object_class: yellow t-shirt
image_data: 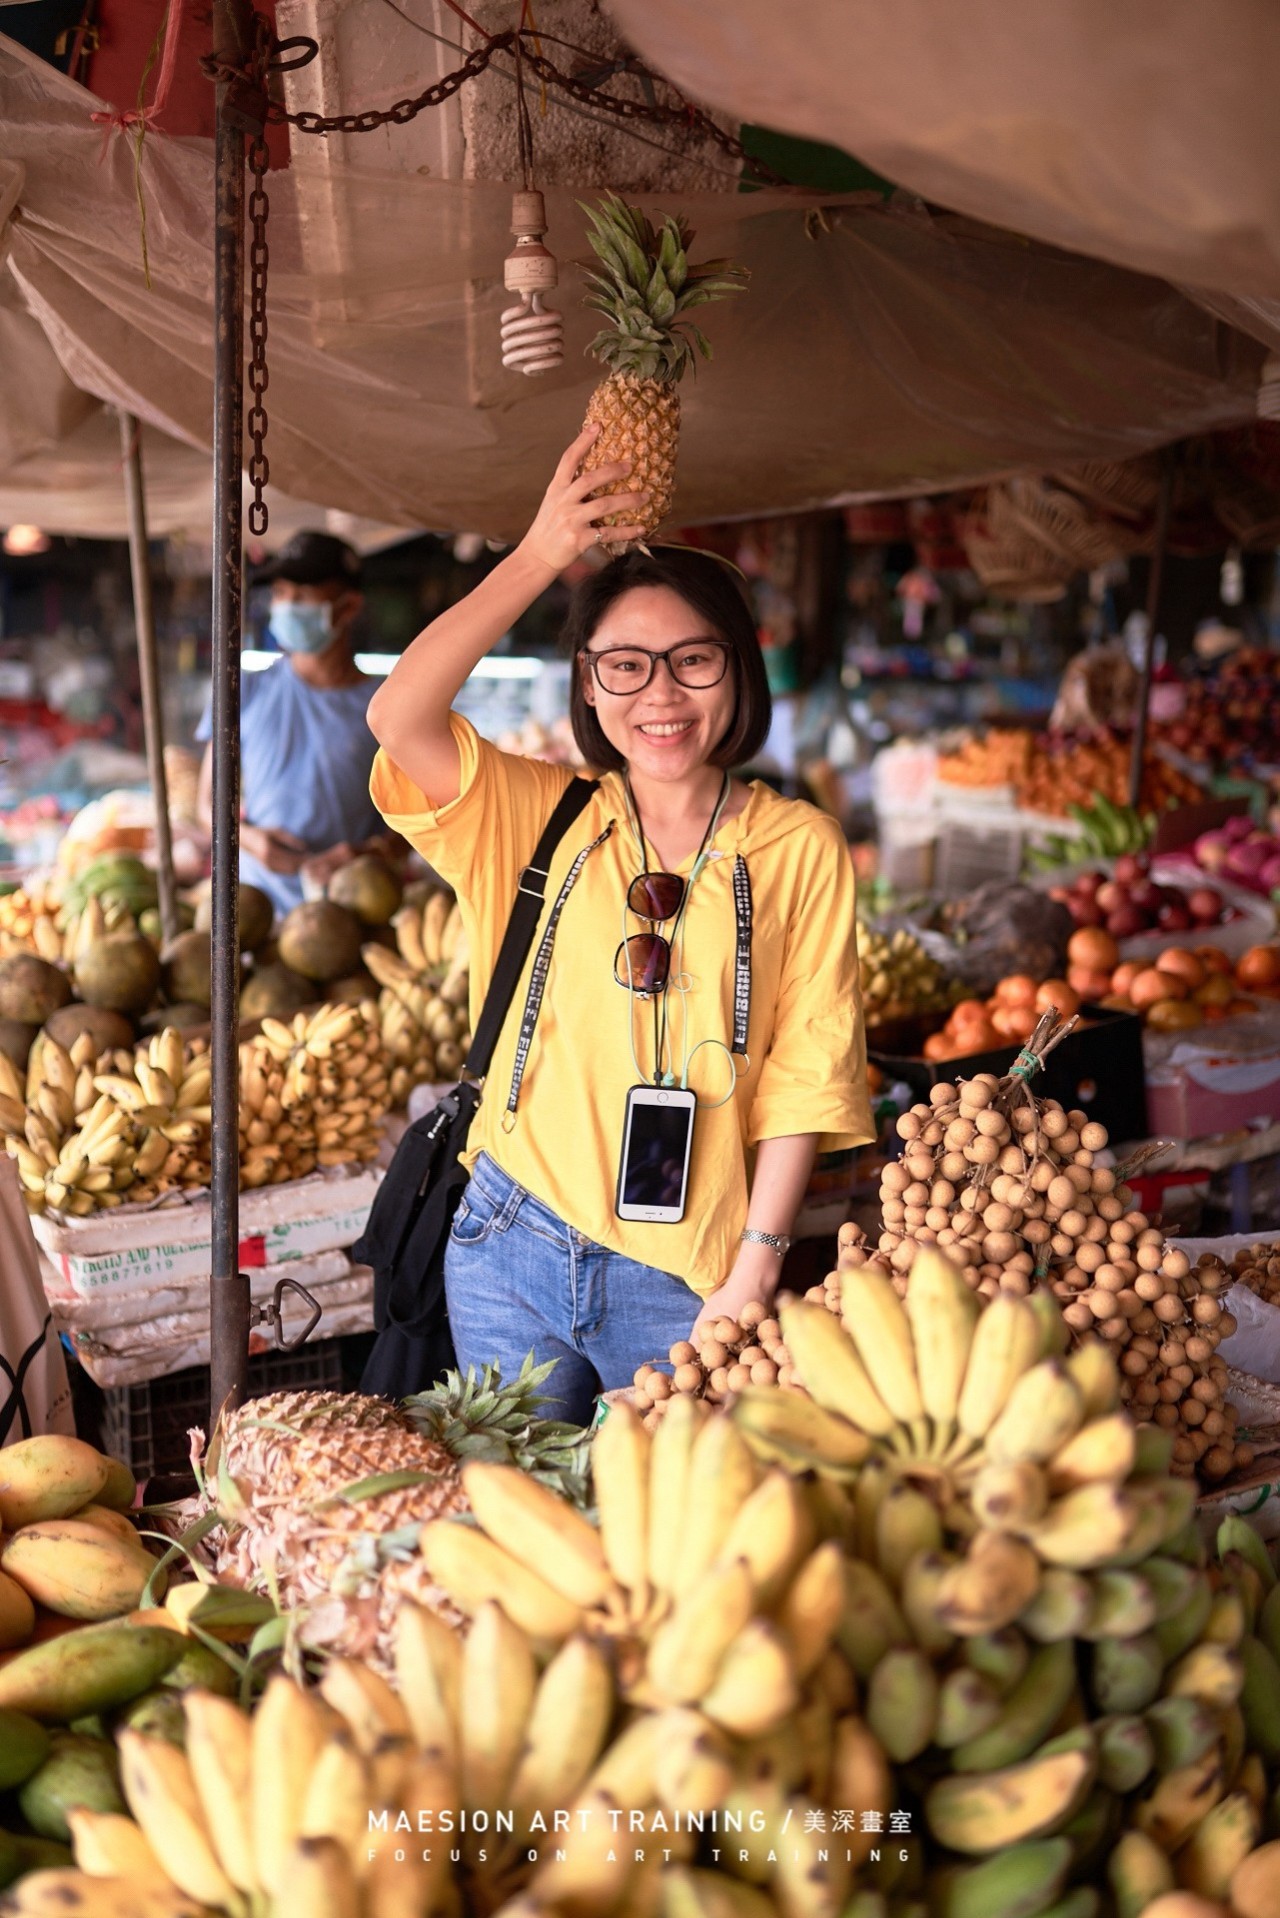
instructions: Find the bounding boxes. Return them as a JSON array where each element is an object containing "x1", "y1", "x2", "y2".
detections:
[{"x1": 371, "y1": 715, "x2": 872, "y2": 1296}]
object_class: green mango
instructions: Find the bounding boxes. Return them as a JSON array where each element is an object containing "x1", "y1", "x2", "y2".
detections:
[
  {"x1": 0, "y1": 1708, "x2": 49, "y2": 1790},
  {"x1": 16, "y1": 1731, "x2": 124, "y2": 1843}
]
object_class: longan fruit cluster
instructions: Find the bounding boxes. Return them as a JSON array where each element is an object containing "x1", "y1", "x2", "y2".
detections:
[
  {"x1": 631, "y1": 1300, "x2": 799, "y2": 1429},
  {"x1": 1231, "y1": 1243, "x2": 1280, "y2": 1307}
]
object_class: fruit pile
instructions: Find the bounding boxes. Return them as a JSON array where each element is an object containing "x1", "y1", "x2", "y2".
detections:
[
  {"x1": 1050, "y1": 857, "x2": 1231, "y2": 940},
  {"x1": 1030, "y1": 795, "x2": 1155, "y2": 872},
  {"x1": 238, "y1": 1001, "x2": 390, "y2": 1187},
  {"x1": 937, "y1": 728, "x2": 1038, "y2": 789},
  {"x1": 1, "y1": 1028, "x2": 211, "y2": 1216},
  {"x1": 632, "y1": 1302, "x2": 799, "y2": 1422},
  {"x1": 1099, "y1": 944, "x2": 1269, "y2": 1032},
  {"x1": 1011, "y1": 730, "x2": 1201, "y2": 819},
  {"x1": 923, "y1": 974, "x2": 1082, "y2": 1062},
  {"x1": 362, "y1": 885, "x2": 471, "y2": 1106},
  {"x1": 857, "y1": 920, "x2": 955, "y2": 1029},
  {"x1": 1192, "y1": 815, "x2": 1280, "y2": 898},
  {"x1": 0, "y1": 1436, "x2": 151, "y2": 1647},
  {"x1": 1154, "y1": 644, "x2": 1280, "y2": 774},
  {"x1": 0, "y1": 884, "x2": 65, "y2": 966},
  {"x1": 1226, "y1": 1241, "x2": 1280, "y2": 1309},
  {"x1": 874, "y1": 1063, "x2": 1253, "y2": 1482}
]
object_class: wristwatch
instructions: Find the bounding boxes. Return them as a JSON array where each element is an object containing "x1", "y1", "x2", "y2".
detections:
[{"x1": 740, "y1": 1228, "x2": 792, "y2": 1258}]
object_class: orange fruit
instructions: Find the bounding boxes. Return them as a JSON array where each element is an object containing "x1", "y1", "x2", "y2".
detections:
[
  {"x1": 1146, "y1": 998, "x2": 1204, "y2": 1032},
  {"x1": 996, "y1": 973, "x2": 1039, "y2": 1007},
  {"x1": 1130, "y1": 966, "x2": 1186, "y2": 1010},
  {"x1": 1035, "y1": 979, "x2": 1080, "y2": 1018},
  {"x1": 1067, "y1": 927, "x2": 1121, "y2": 974},
  {"x1": 1236, "y1": 945, "x2": 1280, "y2": 992},
  {"x1": 1155, "y1": 948, "x2": 1206, "y2": 990},
  {"x1": 1194, "y1": 945, "x2": 1234, "y2": 977}
]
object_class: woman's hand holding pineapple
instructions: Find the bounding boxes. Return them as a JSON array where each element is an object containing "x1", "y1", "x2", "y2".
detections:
[{"x1": 519, "y1": 424, "x2": 650, "y2": 574}]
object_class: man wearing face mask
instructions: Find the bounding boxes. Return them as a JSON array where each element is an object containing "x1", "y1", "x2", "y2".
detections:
[{"x1": 196, "y1": 531, "x2": 393, "y2": 916}]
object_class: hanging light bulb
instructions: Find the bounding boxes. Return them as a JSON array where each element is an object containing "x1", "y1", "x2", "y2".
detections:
[
  {"x1": 1220, "y1": 545, "x2": 1244, "y2": 606},
  {"x1": 1258, "y1": 353, "x2": 1280, "y2": 420},
  {"x1": 500, "y1": 190, "x2": 563, "y2": 376}
]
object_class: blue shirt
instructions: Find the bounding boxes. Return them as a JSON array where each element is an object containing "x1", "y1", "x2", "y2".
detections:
[{"x1": 197, "y1": 661, "x2": 383, "y2": 914}]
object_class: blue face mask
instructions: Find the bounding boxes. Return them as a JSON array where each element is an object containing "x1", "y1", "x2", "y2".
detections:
[{"x1": 270, "y1": 600, "x2": 335, "y2": 655}]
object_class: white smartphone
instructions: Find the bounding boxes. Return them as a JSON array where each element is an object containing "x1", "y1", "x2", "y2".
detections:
[{"x1": 615, "y1": 1085, "x2": 697, "y2": 1224}]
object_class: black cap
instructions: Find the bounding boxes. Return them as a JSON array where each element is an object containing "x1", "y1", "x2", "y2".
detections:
[{"x1": 250, "y1": 530, "x2": 362, "y2": 588}]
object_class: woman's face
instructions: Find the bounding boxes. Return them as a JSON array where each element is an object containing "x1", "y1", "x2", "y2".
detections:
[{"x1": 580, "y1": 585, "x2": 737, "y2": 783}]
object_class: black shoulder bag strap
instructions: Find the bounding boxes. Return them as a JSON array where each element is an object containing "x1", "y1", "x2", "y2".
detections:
[{"x1": 464, "y1": 774, "x2": 599, "y2": 1081}]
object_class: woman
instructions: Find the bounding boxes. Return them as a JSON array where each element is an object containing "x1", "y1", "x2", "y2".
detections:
[{"x1": 368, "y1": 426, "x2": 872, "y2": 1423}]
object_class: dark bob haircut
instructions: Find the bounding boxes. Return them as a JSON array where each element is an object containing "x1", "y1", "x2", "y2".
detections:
[{"x1": 562, "y1": 547, "x2": 772, "y2": 774}]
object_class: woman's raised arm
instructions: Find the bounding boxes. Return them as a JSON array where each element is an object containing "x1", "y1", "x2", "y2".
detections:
[{"x1": 367, "y1": 425, "x2": 647, "y2": 806}]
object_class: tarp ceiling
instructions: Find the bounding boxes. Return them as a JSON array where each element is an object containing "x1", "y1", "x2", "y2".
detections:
[
  {"x1": 604, "y1": 0, "x2": 1280, "y2": 317},
  {"x1": 0, "y1": 22, "x2": 1271, "y2": 543}
]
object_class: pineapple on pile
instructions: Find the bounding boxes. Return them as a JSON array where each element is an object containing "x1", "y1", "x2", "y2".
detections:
[
  {"x1": 203, "y1": 1359, "x2": 589, "y2": 1672},
  {"x1": 577, "y1": 192, "x2": 748, "y2": 550}
]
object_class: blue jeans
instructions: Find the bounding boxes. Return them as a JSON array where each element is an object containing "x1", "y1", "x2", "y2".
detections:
[{"x1": 444, "y1": 1153, "x2": 702, "y2": 1427}]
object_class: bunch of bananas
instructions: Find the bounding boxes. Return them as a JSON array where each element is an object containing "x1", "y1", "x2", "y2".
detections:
[
  {"x1": 878, "y1": 1073, "x2": 1252, "y2": 1483},
  {"x1": 241, "y1": 1001, "x2": 390, "y2": 1186},
  {"x1": 2, "y1": 1028, "x2": 210, "y2": 1216},
  {"x1": 363, "y1": 894, "x2": 471, "y2": 1107},
  {"x1": 1027, "y1": 795, "x2": 1156, "y2": 871},
  {"x1": 57, "y1": 853, "x2": 157, "y2": 925},
  {"x1": 0, "y1": 882, "x2": 64, "y2": 963},
  {"x1": 856, "y1": 921, "x2": 954, "y2": 1030}
]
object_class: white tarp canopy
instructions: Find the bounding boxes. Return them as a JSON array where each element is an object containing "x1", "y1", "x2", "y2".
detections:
[{"x1": 0, "y1": 24, "x2": 1269, "y2": 543}]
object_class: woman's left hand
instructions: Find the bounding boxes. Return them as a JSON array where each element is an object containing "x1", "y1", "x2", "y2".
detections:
[{"x1": 690, "y1": 1244, "x2": 781, "y2": 1343}]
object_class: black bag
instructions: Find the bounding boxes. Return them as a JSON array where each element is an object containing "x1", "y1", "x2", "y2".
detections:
[{"x1": 357, "y1": 777, "x2": 597, "y2": 1398}]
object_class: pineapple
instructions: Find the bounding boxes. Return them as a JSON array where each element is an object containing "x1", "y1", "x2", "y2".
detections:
[
  {"x1": 202, "y1": 1360, "x2": 590, "y2": 1671},
  {"x1": 577, "y1": 192, "x2": 748, "y2": 551}
]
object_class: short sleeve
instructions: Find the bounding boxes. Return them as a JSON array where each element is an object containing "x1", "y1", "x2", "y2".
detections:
[
  {"x1": 747, "y1": 818, "x2": 873, "y2": 1152},
  {"x1": 194, "y1": 666, "x2": 265, "y2": 745},
  {"x1": 370, "y1": 712, "x2": 572, "y2": 911},
  {"x1": 194, "y1": 692, "x2": 212, "y2": 745}
]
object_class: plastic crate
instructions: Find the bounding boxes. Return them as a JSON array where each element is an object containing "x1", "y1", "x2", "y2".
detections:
[{"x1": 100, "y1": 1336, "x2": 346, "y2": 1480}]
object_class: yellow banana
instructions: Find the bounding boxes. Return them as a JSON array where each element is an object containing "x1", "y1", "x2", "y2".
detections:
[
  {"x1": 92, "y1": 1073, "x2": 147, "y2": 1111},
  {"x1": 646, "y1": 1557, "x2": 756, "y2": 1704},
  {"x1": 1026, "y1": 1484, "x2": 1140, "y2": 1569},
  {"x1": 646, "y1": 1392, "x2": 704, "y2": 1598},
  {"x1": 699, "y1": 1618, "x2": 799, "y2": 1739},
  {"x1": 182, "y1": 1689, "x2": 258, "y2": 1898},
  {"x1": 418, "y1": 1518, "x2": 584, "y2": 1643},
  {"x1": 507, "y1": 1632, "x2": 615, "y2": 1824},
  {"x1": 393, "y1": 905, "x2": 428, "y2": 974},
  {"x1": 462, "y1": 1459, "x2": 617, "y2": 1611},
  {"x1": 840, "y1": 1267, "x2": 924, "y2": 1425},
  {"x1": 777, "y1": 1299, "x2": 897, "y2": 1439},
  {"x1": 319, "y1": 1657, "x2": 412, "y2": 1754},
  {"x1": 68, "y1": 1808, "x2": 173, "y2": 1890},
  {"x1": 730, "y1": 1384, "x2": 870, "y2": 1478},
  {"x1": 250, "y1": 1675, "x2": 334, "y2": 1898},
  {"x1": 903, "y1": 1244, "x2": 979, "y2": 1442},
  {"x1": 421, "y1": 892, "x2": 450, "y2": 968},
  {"x1": 936, "y1": 1530, "x2": 1042, "y2": 1635},
  {"x1": 985, "y1": 1360, "x2": 1085, "y2": 1465},
  {"x1": 591, "y1": 1400, "x2": 651, "y2": 1604},
  {"x1": 776, "y1": 1539, "x2": 846, "y2": 1678},
  {"x1": 712, "y1": 1469, "x2": 813, "y2": 1607},
  {"x1": 135, "y1": 1061, "x2": 176, "y2": 1111},
  {"x1": 672, "y1": 1410, "x2": 760, "y2": 1598},
  {"x1": 459, "y1": 1599, "x2": 537, "y2": 1812},
  {"x1": 117, "y1": 1729, "x2": 239, "y2": 1910},
  {"x1": 651, "y1": 1708, "x2": 737, "y2": 1818},
  {"x1": 1047, "y1": 1412, "x2": 1137, "y2": 1492},
  {"x1": 298, "y1": 1726, "x2": 371, "y2": 1862},
  {"x1": 1066, "y1": 1339, "x2": 1122, "y2": 1419},
  {"x1": 0, "y1": 1871, "x2": 202, "y2": 1917},
  {"x1": 394, "y1": 1601, "x2": 462, "y2": 1763},
  {"x1": 280, "y1": 1834, "x2": 361, "y2": 1918},
  {"x1": 580, "y1": 1712, "x2": 666, "y2": 1808},
  {"x1": 955, "y1": 1292, "x2": 1042, "y2": 1443}
]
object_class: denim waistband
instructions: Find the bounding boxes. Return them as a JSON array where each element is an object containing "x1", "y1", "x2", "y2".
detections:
[{"x1": 467, "y1": 1150, "x2": 573, "y2": 1243}]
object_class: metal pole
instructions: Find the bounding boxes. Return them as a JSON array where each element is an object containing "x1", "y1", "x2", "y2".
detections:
[
  {"x1": 209, "y1": 0, "x2": 257, "y2": 1424},
  {"x1": 118, "y1": 411, "x2": 180, "y2": 947},
  {"x1": 1128, "y1": 451, "x2": 1177, "y2": 812}
]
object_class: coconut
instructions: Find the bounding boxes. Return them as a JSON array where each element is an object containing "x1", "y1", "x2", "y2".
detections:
[
  {"x1": 239, "y1": 962, "x2": 315, "y2": 1023},
  {"x1": 276, "y1": 900, "x2": 363, "y2": 983},
  {"x1": 327, "y1": 856, "x2": 403, "y2": 927},
  {"x1": 42, "y1": 1005, "x2": 136, "y2": 1057},
  {"x1": 74, "y1": 937, "x2": 162, "y2": 1017},
  {"x1": 0, "y1": 1019, "x2": 37, "y2": 1072},
  {"x1": 193, "y1": 881, "x2": 274, "y2": 953},
  {"x1": 327, "y1": 968, "x2": 379, "y2": 1006},
  {"x1": 0, "y1": 955, "x2": 73, "y2": 1025},
  {"x1": 160, "y1": 931, "x2": 212, "y2": 1011},
  {"x1": 140, "y1": 1003, "x2": 209, "y2": 1035}
]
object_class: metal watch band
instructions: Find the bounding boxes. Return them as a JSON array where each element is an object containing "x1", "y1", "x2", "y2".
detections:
[{"x1": 740, "y1": 1228, "x2": 791, "y2": 1256}]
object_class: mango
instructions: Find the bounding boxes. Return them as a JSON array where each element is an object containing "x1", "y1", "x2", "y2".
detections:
[
  {"x1": 95, "y1": 1457, "x2": 137, "y2": 1513},
  {"x1": 160, "y1": 1639, "x2": 239, "y2": 1697},
  {"x1": 114, "y1": 1686, "x2": 186, "y2": 1747},
  {"x1": 0, "y1": 1829, "x2": 17, "y2": 1891},
  {"x1": 0, "y1": 1705, "x2": 50, "y2": 1788},
  {"x1": 67, "y1": 1505, "x2": 145, "y2": 1553},
  {"x1": 17, "y1": 1731, "x2": 124, "y2": 1843},
  {"x1": 1, "y1": 1522, "x2": 154, "y2": 1621},
  {"x1": 0, "y1": 1437, "x2": 108, "y2": 1530},
  {"x1": 0, "y1": 1565, "x2": 36, "y2": 1649},
  {"x1": 0, "y1": 1622, "x2": 186, "y2": 1721}
]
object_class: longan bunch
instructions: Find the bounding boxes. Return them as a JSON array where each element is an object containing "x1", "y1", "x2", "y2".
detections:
[
  {"x1": 631, "y1": 1300, "x2": 799, "y2": 1429},
  {"x1": 1231, "y1": 1242, "x2": 1280, "y2": 1307}
]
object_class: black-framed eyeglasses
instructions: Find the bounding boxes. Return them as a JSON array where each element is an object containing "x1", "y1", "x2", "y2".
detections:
[
  {"x1": 614, "y1": 870, "x2": 685, "y2": 993},
  {"x1": 580, "y1": 640, "x2": 731, "y2": 697}
]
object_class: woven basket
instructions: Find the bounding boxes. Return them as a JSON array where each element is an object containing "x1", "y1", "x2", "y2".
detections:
[
  {"x1": 1051, "y1": 456, "x2": 1163, "y2": 525},
  {"x1": 997, "y1": 476, "x2": 1138, "y2": 571},
  {"x1": 960, "y1": 478, "x2": 1104, "y2": 601}
]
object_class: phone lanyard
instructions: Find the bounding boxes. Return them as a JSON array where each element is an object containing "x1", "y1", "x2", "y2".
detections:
[{"x1": 503, "y1": 839, "x2": 753, "y2": 1124}]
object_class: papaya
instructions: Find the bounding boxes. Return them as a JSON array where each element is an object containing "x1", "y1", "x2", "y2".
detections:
[
  {"x1": 17, "y1": 1731, "x2": 125, "y2": 1843},
  {"x1": 0, "y1": 1566, "x2": 36, "y2": 1649},
  {"x1": 0, "y1": 1622, "x2": 185, "y2": 1721},
  {"x1": 0, "y1": 1436, "x2": 109, "y2": 1530},
  {"x1": 95, "y1": 1457, "x2": 137, "y2": 1513},
  {"x1": 0, "y1": 1705, "x2": 50, "y2": 1788},
  {"x1": 1, "y1": 1522, "x2": 154, "y2": 1621}
]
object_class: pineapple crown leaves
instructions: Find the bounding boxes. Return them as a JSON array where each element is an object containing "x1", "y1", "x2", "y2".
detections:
[
  {"x1": 402, "y1": 1353, "x2": 593, "y2": 1505},
  {"x1": 578, "y1": 190, "x2": 748, "y2": 385}
]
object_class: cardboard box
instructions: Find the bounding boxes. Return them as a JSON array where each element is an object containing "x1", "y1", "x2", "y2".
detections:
[
  {"x1": 1144, "y1": 1041, "x2": 1280, "y2": 1141},
  {"x1": 33, "y1": 1166, "x2": 382, "y2": 1303},
  {"x1": 869, "y1": 1003, "x2": 1147, "y2": 1144}
]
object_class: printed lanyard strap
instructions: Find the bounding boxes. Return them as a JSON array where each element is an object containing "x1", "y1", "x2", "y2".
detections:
[
  {"x1": 731, "y1": 853, "x2": 752, "y2": 1057},
  {"x1": 506, "y1": 824, "x2": 613, "y2": 1121}
]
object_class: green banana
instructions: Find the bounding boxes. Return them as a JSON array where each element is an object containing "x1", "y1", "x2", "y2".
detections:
[
  {"x1": 1240, "y1": 1634, "x2": 1280, "y2": 1764},
  {"x1": 1080, "y1": 1569, "x2": 1157, "y2": 1641},
  {"x1": 875, "y1": 1484, "x2": 944, "y2": 1591},
  {"x1": 963, "y1": 1629, "x2": 1031, "y2": 1694},
  {"x1": 1019, "y1": 1569, "x2": 1093, "y2": 1644},
  {"x1": 935, "y1": 1667, "x2": 1004, "y2": 1750},
  {"x1": 865, "y1": 1647, "x2": 938, "y2": 1763},
  {"x1": 1218, "y1": 1517, "x2": 1276, "y2": 1591},
  {"x1": 931, "y1": 1836, "x2": 1072, "y2": 1918},
  {"x1": 838, "y1": 1560, "x2": 911, "y2": 1677},
  {"x1": 926, "y1": 1744, "x2": 1096, "y2": 1854},
  {"x1": 1035, "y1": 1891, "x2": 1099, "y2": 1918},
  {"x1": 1143, "y1": 1556, "x2": 1204, "y2": 1625},
  {"x1": 0, "y1": 1708, "x2": 50, "y2": 1790},
  {"x1": 1144, "y1": 1695, "x2": 1221, "y2": 1774},
  {"x1": 952, "y1": 1640, "x2": 1078, "y2": 1773},
  {"x1": 1089, "y1": 1632, "x2": 1164, "y2": 1714},
  {"x1": 1095, "y1": 1714, "x2": 1155, "y2": 1794},
  {"x1": 900, "y1": 1550, "x2": 959, "y2": 1657},
  {"x1": 1154, "y1": 1575, "x2": 1214, "y2": 1666}
]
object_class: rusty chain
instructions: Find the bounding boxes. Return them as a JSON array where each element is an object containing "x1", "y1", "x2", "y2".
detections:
[{"x1": 212, "y1": 23, "x2": 779, "y2": 540}]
